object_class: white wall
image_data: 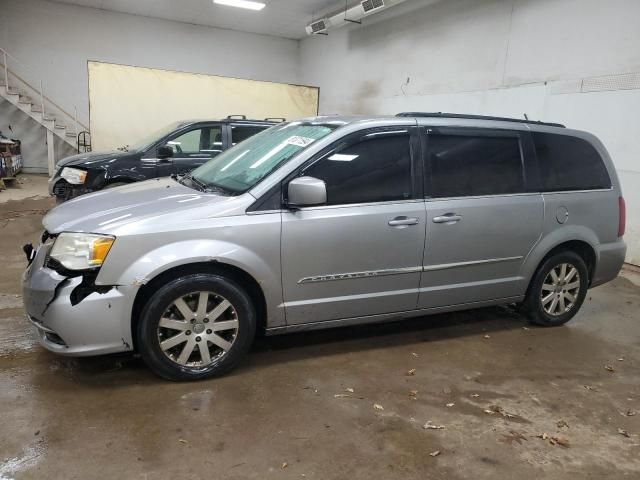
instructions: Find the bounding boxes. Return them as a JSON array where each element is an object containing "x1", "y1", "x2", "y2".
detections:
[
  {"x1": 0, "y1": 0, "x2": 301, "y2": 128},
  {"x1": 300, "y1": 0, "x2": 640, "y2": 265}
]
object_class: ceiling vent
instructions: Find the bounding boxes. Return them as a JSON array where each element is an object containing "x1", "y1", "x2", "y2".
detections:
[
  {"x1": 362, "y1": 0, "x2": 385, "y2": 13},
  {"x1": 309, "y1": 19, "x2": 328, "y2": 34},
  {"x1": 306, "y1": 0, "x2": 407, "y2": 35}
]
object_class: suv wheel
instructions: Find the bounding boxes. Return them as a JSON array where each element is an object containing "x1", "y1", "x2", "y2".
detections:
[
  {"x1": 138, "y1": 273, "x2": 256, "y2": 381},
  {"x1": 523, "y1": 251, "x2": 588, "y2": 326}
]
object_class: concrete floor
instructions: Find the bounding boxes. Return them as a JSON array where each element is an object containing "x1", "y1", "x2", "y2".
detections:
[{"x1": 1, "y1": 179, "x2": 639, "y2": 480}]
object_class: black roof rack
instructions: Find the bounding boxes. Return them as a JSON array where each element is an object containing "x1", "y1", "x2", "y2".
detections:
[{"x1": 396, "y1": 112, "x2": 565, "y2": 128}]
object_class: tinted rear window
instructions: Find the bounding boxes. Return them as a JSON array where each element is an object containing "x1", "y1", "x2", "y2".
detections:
[
  {"x1": 428, "y1": 134, "x2": 524, "y2": 198},
  {"x1": 532, "y1": 133, "x2": 611, "y2": 191}
]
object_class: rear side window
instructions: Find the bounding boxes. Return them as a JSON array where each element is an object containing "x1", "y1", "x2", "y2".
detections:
[
  {"x1": 427, "y1": 134, "x2": 524, "y2": 197},
  {"x1": 231, "y1": 125, "x2": 268, "y2": 145},
  {"x1": 303, "y1": 132, "x2": 412, "y2": 205},
  {"x1": 532, "y1": 133, "x2": 611, "y2": 191}
]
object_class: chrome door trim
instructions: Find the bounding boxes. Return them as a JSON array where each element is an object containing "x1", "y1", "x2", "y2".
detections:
[
  {"x1": 298, "y1": 266, "x2": 423, "y2": 284},
  {"x1": 422, "y1": 256, "x2": 523, "y2": 272}
]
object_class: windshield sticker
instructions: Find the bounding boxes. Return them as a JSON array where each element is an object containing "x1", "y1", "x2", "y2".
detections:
[{"x1": 286, "y1": 136, "x2": 316, "y2": 148}]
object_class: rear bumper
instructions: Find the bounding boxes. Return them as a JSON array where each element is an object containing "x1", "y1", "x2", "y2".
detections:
[
  {"x1": 22, "y1": 244, "x2": 136, "y2": 356},
  {"x1": 592, "y1": 238, "x2": 627, "y2": 287}
]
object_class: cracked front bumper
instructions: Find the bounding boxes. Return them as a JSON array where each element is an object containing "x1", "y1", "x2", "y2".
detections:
[{"x1": 22, "y1": 244, "x2": 136, "y2": 356}]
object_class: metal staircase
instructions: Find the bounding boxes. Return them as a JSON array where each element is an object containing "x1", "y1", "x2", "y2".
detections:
[{"x1": 0, "y1": 47, "x2": 90, "y2": 174}]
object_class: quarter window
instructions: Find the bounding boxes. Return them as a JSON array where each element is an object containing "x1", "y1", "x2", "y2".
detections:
[
  {"x1": 427, "y1": 134, "x2": 524, "y2": 197},
  {"x1": 532, "y1": 132, "x2": 611, "y2": 191},
  {"x1": 303, "y1": 132, "x2": 413, "y2": 205}
]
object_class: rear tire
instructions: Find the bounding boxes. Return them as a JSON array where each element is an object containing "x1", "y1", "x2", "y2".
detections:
[
  {"x1": 137, "y1": 273, "x2": 256, "y2": 381},
  {"x1": 522, "y1": 251, "x2": 588, "y2": 326}
]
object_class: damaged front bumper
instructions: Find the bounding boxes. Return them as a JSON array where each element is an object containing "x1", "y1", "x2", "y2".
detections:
[{"x1": 22, "y1": 242, "x2": 136, "y2": 356}]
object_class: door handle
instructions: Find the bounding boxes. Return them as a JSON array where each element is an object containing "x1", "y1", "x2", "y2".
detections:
[
  {"x1": 433, "y1": 213, "x2": 462, "y2": 224},
  {"x1": 388, "y1": 216, "x2": 419, "y2": 227}
]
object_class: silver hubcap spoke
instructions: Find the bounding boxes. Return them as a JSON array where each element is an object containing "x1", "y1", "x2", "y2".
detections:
[
  {"x1": 157, "y1": 290, "x2": 239, "y2": 368},
  {"x1": 540, "y1": 262, "x2": 581, "y2": 317}
]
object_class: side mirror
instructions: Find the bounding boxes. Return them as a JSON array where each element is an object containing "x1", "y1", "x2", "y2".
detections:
[
  {"x1": 287, "y1": 176, "x2": 327, "y2": 208},
  {"x1": 157, "y1": 145, "x2": 174, "y2": 159}
]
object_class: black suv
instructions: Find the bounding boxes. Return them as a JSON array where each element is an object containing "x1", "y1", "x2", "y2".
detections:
[{"x1": 49, "y1": 116, "x2": 281, "y2": 202}]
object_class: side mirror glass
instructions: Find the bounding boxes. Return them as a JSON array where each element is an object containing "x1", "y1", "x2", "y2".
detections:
[
  {"x1": 157, "y1": 145, "x2": 174, "y2": 159},
  {"x1": 288, "y1": 176, "x2": 327, "y2": 208}
]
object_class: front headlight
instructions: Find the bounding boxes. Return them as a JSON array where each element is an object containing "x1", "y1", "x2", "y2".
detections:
[
  {"x1": 60, "y1": 167, "x2": 87, "y2": 184},
  {"x1": 49, "y1": 233, "x2": 115, "y2": 270}
]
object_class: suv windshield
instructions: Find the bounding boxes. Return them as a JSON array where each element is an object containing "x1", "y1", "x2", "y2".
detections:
[
  {"x1": 125, "y1": 121, "x2": 185, "y2": 152},
  {"x1": 190, "y1": 122, "x2": 338, "y2": 194}
]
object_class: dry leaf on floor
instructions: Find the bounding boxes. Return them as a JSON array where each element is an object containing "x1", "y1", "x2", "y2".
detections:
[
  {"x1": 471, "y1": 393, "x2": 480, "y2": 398},
  {"x1": 373, "y1": 404, "x2": 384, "y2": 411},
  {"x1": 345, "y1": 388, "x2": 354, "y2": 393},
  {"x1": 625, "y1": 410, "x2": 637, "y2": 417},
  {"x1": 334, "y1": 394, "x2": 352, "y2": 398},
  {"x1": 536, "y1": 433, "x2": 550, "y2": 440},
  {"x1": 429, "y1": 450, "x2": 441, "y2": 457},
  {"x1": 411, "y1": 352, "x2": 419, "y2": 358},
  {"x1": 281, "y1": 462, "x2": 288, "y2": 469},
  {"x1": 484, "y1": 334, "x2": 491, "y2": 339},
  {"x1": 617, "y1": 357, "x2": 624, "y2": 361},
  {"x1": 557, "y1": 420, "x2": 569, "y2": 428},
  {"x1": 583, "y1": 385, "x2": 597, "y2": 391},
  {"x1": 618, "y1": 428, "x2": 631, "y2": 438},
  {"x1": 407, "y1": 368, "x2": 416, "y2": 376},
  {"x1": 500, "y1": 430, "x2": 528, "y2": 445},
  {"x1": 178, "y1": 439, "x2": 188, "y2": 445},
  {"x1": 552, "y1": 436, "x2": 570, "y2": 448},
  {"x1": 423, "y1": 421, "x2": 445, "y2": 430},
  {"x1": 446, "y1": 403, "x2": 455, "y2": 407},
  {"x1": 486, "y1": 405, "x2": 517, "y2": 418},
  {"x1": 409, "y1": 390, "x2": 418, "y2": 397},
  {"x1": 604, "y1": 365, "x2": 615, "y2": 372}
]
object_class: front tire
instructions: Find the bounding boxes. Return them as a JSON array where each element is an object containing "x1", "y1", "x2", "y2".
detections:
[
  {"x1": 137, "y1": 273, "x2": 256, "y2": 381},
  {"x1": 522, "y1": 251, "x2": 589, "y2": 326}
]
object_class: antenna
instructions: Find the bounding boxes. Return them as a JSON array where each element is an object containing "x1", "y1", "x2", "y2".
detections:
[{"x1": 524, "y1": 113, "x2": 529, "y2": 120}]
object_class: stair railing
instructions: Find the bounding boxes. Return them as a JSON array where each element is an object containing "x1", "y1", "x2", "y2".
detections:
[{"x1": 0, "y1": 47, "x2": 88, "y2": 137}]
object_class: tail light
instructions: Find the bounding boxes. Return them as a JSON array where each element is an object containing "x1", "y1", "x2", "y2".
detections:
[{"x1": 618, "y1": 196, "x2": 626, "y2": 237}]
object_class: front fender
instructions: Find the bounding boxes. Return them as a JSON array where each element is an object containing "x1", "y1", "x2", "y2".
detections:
[{"x1": 96, "y1": 236, "x2": 284, "y2": 327}]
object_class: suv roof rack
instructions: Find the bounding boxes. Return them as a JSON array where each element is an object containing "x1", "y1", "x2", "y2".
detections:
[
  {"x1": 224, "y1": 115, "x2": 284, "y2": 123},
  {"x1": 396, "y1": 112, "x2": 565, "y2": 128}
]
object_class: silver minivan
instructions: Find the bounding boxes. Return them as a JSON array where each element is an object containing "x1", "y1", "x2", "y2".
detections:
[{"x1": 23, "y1": 113, "x2": 627, "y2": 380}]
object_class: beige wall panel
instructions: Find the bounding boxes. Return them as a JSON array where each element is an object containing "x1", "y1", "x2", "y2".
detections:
[{"x1": 88, "y1": 62, "x2": 319, "y2": 151}]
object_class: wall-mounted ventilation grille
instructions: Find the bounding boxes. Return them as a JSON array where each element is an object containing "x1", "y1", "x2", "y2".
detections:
[
  {"x1": 581, "y1": 72, "x2": 640, "y2": 93},
  {"x1": 310, "y1": 19, "x2": 327, "y2": 33},
  {"x1": 362, "y1": 0, "x2": 385, "y2": 13}
]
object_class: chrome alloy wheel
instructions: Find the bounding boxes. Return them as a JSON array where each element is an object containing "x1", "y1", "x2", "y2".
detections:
[
  {"x1": 157, "y1": 291, "x2": 239, "y2": 367},
  {"x1": 540, "y1": 263, "x2": 581, "y2": 316}
]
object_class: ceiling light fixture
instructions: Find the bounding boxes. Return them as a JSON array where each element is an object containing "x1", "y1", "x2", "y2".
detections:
[{"x1": 213, "y1": 0, "x2": 266, "y2": 11}]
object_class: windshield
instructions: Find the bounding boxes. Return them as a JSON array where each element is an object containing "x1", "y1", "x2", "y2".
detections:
[
  {"x1": 190, "y1": 122, "x2": 338, "y2": 194},
  {"x1": 125, "y1": 121, "x2": 185, "y2": 152}
]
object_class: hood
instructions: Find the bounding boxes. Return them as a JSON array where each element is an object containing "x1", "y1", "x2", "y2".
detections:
[
  {"x1": 43, "y1": 177, "x2": 249, "y2": 235},
  {"x1": 56, "y1": 150, "x2": 136, "y2": 168}
]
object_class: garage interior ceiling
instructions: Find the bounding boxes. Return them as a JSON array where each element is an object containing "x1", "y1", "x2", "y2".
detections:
[{"x1": 47, "y1": 0, "x2": 342, "y2": 39}]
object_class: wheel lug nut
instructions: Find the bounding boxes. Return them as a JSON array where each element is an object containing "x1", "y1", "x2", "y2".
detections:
[
  {"x1": 186, "y1": 330, "x2": 191, "y2": 335},
  {"x1": 204, "y1": 318, "x2": 209, "y2": 323},
  {"x1": 196, "y1": 336, "x2": 201, "y2": 342},
  {"x1": 206, "y1": 329, "x2": 212, "y2": 334},
  {"x1": 191, "y1": 318, "x2": 195, "y2": 323}
]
